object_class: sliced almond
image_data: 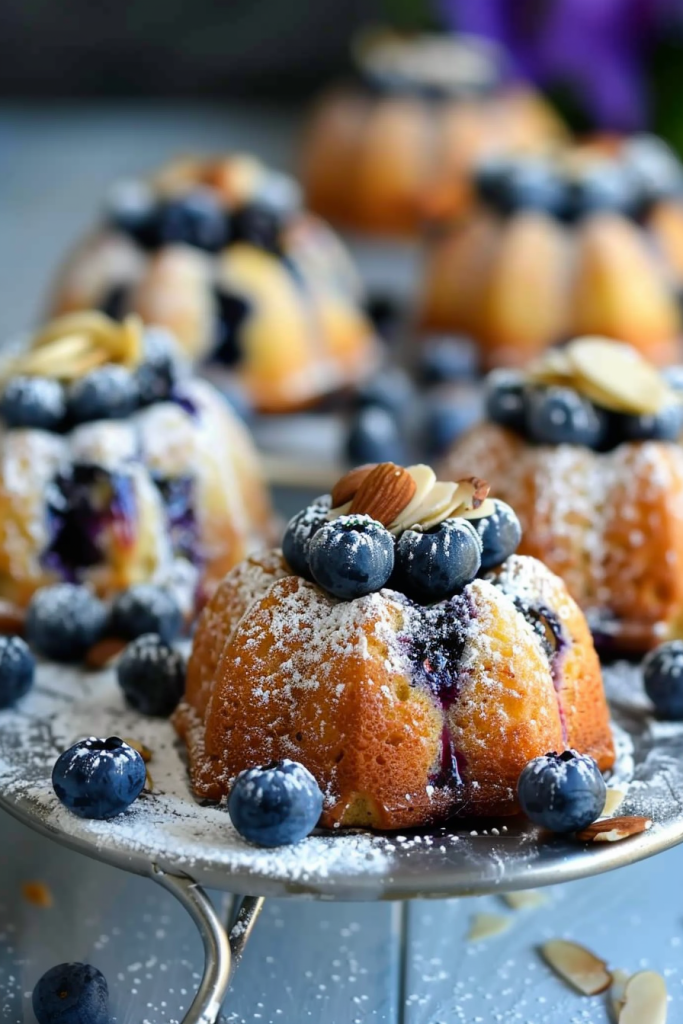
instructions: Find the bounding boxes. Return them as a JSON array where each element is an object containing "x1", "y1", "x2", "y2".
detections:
[
  {"x1": 85, "y1": 637, "x2": 128, "y2": 670},
  {"x1": 122, "y1": 738, "x2": 153, "y2": 763},
  {"x1": 331, "y1": 464, "x2": 377, "y2": 508},
  {"x1": 503, "y1": 889, "x2": 549, "y2": 911},
  {"x1": 567, "y1": 336, "x2": 670, "y2": 415},
  {"x1": 389, "y1": 464, "x2": 436, "y2": 533},
  {"x1": 451, "y1": 476, "x2": 490, "y2": 513},
  {"x1": 461, "y1": 497, "x2": 497, "y2": 520},
  {"x1": 602, "y1": 789, "x2": 626, "y2": 817},
  {"x1": 540, "y1": 939, "x2": 612, "y2": 996},
  {"x1": 575, "y1": 816, "x2": 652, "y2": 843},
  {"x1": 611, "y1": 969, "x2": 630, "y2": 1021},
  {"x1": 619, "y1": 971, "x2": 667, "y2": 1024},
  {"x1": 112, "y1": 314, "x2": 144, "y2": 368},
  {"x1": 145, "y1": 768, "x2": 154, "y2": 791},
  {"x1": 31, "y1": 311, "x2": 116, "y2": 349},
  {"x1": 528, "y1": 348, "x2": 575, "y2": 386},
  {"x1": 407, "y1": 480, "x2": 460, "y2": 532},
  {"x1": 19, "y1": 333, "x2": 94, "y2": 373},
  {"x1": 349, "y1": 463, "x2": 416, "y2": 526},
  {"x1": 467, "y1": 913, "x2": 511, "y2": 942}
]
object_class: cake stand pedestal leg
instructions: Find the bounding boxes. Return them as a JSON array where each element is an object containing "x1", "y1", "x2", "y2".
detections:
[{"x1": 152, "y1": 867, "x2": 265, "y2": 1024}]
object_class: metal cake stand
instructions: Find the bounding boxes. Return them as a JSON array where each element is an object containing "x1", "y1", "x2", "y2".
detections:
[{"x1": 0, "y1": 661, "x2": 681, "y2": 1023}]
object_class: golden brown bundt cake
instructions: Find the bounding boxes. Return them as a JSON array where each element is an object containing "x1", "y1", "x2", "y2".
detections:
[
  {"x1": 301, "y1": 32, "x2": 565, "y2": 237},
  {"x1": 0, "y1": 312, "x2": 274, "y2": 616},
  {"x1": 48, "y1": 154, "x2": 378, "y2": 413},
  {"x1": 442, "y1": 337, "x2": 683, "y2": 651},
  {"x1": 419, "y1": 142, "x2": 683, "y2": 369},
  {"x1": 175, "y1": 462, "x2": 613, "y2": 830}
]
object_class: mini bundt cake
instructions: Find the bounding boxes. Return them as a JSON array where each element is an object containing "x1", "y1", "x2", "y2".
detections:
[
  {"x1": 0, "y1": 312, "x2": 273, "y2": 615},
  {"x1": 419, "y1": 139, "x2": 683, "y2": 369},
  {"x1": 175, "y1": 462, "x2": 614, "y2": 830},
  {"x1": 442, "y1": 337, "x2": 683, "y2": 652},
  {"x1": 48, "y1": 154, "x2": 378, "y2": 413},
  {"x1": 301, "y1": 31, "x2": 566, "y2": 237}
]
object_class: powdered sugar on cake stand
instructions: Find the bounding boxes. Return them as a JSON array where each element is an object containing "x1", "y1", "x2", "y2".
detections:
[{"x1": 0, "y1": 659, "x2": 681, "y2": 900}]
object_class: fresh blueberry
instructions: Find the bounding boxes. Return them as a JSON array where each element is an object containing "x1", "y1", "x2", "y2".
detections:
[
  {"x1": 615, "y1": 399, "x2": 683, "y2": 443},
  {"x1": 26, "y1": 584, "x2": 107, "y2": 663},
  {"x1": 565, "y1": 163, "x2": 638, "y2": 221},
  {"x1": 68, "y1": 365, "x2": 139, "y2": 424},
  {"x1": 282, "y1": 498, "x2": 332, "y2": 580},
  {"x1": 228, "y1": 759, "x2": 323, "y2": 847},
  {"x1": 345, "y1": 407, "x2": 407, "y2": 466},
  {"x1": 663, "y1": 365, "x2": 683, "y2": 393},
  {"x1": 1, "y1": 376, "x2": 66, "y2": 431},
  {"x1": 423, "y1": 384, "x2": 482, "y2": 456},
  {"x1": 229, "y1": 203, "x2": 282, "y2": 253},
  {"x1": 354, "y1": 368, "x2": 415, "y2": 417},
  {"x1": 517, "y1": 749, "x2": 606, "y2": 833},
  {"x1": 478, "y1": 159, "x2": 566, "y2": 216},
  {"x1": 52, "y1": 736, "x2": 146, "y2": 820},
  {"x1": 106, "y1": 178, "x2": 160, "y2": 249},
  {"x1": 525, "y1": 386, "x2": 608, "y2": 448},
  {"x1": 393, "y1": 518, "x2": 481, "y2": 603},
  {"x1": 0, "y1": 636, "x2": 35, "y2": 709},
  {"x1": 472, "y1": 499, "x2": 522, "y2": 571},
  {"x1": 135, "y1": 327, "x2": 179, "y2": 406},
  {"x1": 110, "y1": 584, "x2": 182, "y2": 644},
  {"x1": 643, "y1": 640, "x2": 683, "y2": 719},
  {"x1": 213, "y1": 292, "x2": 251, "y2": 367},
  {"x1": 33, "y1": 961, "x2": 109, "y2": 1024},
  {"x1": 418, "y1": 336, "x2": 479, "y2": 384},
  {"x1": 484, "y1": 370, "x2": 526, "y2": 432},
  {"x1": 308, "y1": 514, "x2": 395, "y2": 600},
  {"x1": 364, "y1": 294, "x2": 401, "y2": 341},
  {"x1": 157, "y1": 188, "x2": 227, "y2": 252},
  {"x1": 117, "y1": 633, "x2": 186, "y2": 716},
  {"x1": 623, "y1": 134, "x2": 683, "y2": 213}
]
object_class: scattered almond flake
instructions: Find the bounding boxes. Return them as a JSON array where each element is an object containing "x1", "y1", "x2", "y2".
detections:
[
  {"x1": 619, "y1": 971, "x2": 668, "y2": 1023},
  {"x1": 123, "y1": 738, "x2": 153, "y2": 763},
  {"x1": 603, "y1": 789, "x2": 626, "y2": 817},
  {"x1": 611, "y1": 969, "x2": 630, "y2": 1021},
  {"x1": 21, "y1": 881, "x2": 53, "y2": 908},
  {"x1": 576, "y1": 816, "x2": 652, "y2": 843},
  {"x1": 502, "y1": 889, "x2": 549, "y2": 911},
  {"x1": 467, "y1": 913, "x2": 512, "y2": 942},
  {"x1": 145, "y1": 769, "x2": 154, "y2": 791},
  {"x1": 540, "y1": 939, "x2": 612, "y2": 996}
]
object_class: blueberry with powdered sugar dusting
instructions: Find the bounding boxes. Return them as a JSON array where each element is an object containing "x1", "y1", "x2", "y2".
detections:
[
  {"x1": 643, "y1": 640, "x2": 683, "y2": 719},
  {"x1": 68, "y1": 365, "x2": 139, "y2": 424},
  {"x1": 472, "y1": 498, "x2": 522, "y2": 571},
  {"x1": 33, "y1": 961, "x2": 109, "y2": 1024},
  {"x1": 25, "y1": 584, "x2": 107, "y2": 663},
  {"x1": 517, "y1": 750, "x2": 605, "y2": 833},
  {"x1": 0, "y1": 375, "x2": 66, "y2": 431},
  {"x1": 135, "y1": 327, "x2": 179, "y2": 406},
  {"x1": 117, "y1": 633, "x2": 186, "y2": 716},
  {"x1": 110, "y1": 584, "x2": 182, "y2": 644},
  {"x1": 52, "y1": 736, "x2": 146, "y2": 819},
  {"x1": 281, "y1": 496, "x2": 332, "y2": 581},
  {"x1": 393, "y1": 518, "x2": 481, "y2": 603},
  {"x1": 228, "y1": 759, "x2": 323, "y2": 847},
  {"x1": 0, "y1": 636, "x2": 35, "y2": 709},
  {"x1": 308, "y1": 514, "x2": 394, "y2": 600}
]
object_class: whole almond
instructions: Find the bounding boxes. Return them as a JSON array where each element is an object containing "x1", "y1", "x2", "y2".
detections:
[
  {"x1": 331, "y1": 464, "x2": 377, "y2": 508},
  {"x1": 85, "y1": 637, "x2": 128, "y2": 670},
  {"x1": 349, "y1": 463, "x2": 416, "y2": 526},
  {"x1": 575, "y1": 816, "x2": 652, "y2": 843}
]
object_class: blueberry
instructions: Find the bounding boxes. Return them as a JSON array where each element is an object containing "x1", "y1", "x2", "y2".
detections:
[
  {"x1": 643, "y1": 640, "x2": 683, "y2": 719},
  {"x1": 517, "y1": 749, "x2": 606, "y2": 833},
  {"x1": 345, "y1": 407, "x2": 407, "y2": 466},
  {"x1": 472, "y1": 499, "x2": 522, "y2": 571},
  {"x1": 623, "y1": 134, "x2": 683, "y2": 212},
  {"x1": 308, "y1": 515, "x2": 394, "y2": 600},
  {"x1": 117, "y1": 633, "x2": 186, "y2": 716},
  {"x1": 525, "y1": 386, "x2": 608, "y2": 447},
  {"x1": 565, "y1": 163, "x2": 638, "y2": 221},
  {"x1": 484, "y1": 370, "x2": 526, "y2": 432},
  {"x1": 228, "y1": 759, "x2": 323, "y2": 847},
  {"x1": 213, "y1": 292, "x2": 251, "y2": 367},
  {"x1": 282, "y1": 498, "x2": 332, "y2": 580},
  {"x1": 615, "y1": 399, "x2": 683, "y2": 443},
  {"x1": 106, "y1": 178, "x2": 160, "y2": 249},
  {"x1": 26, "y1": 584, "x2": 107, "y2": 663},
  {"x1": 1, "y1": 376, "x2": 66, "y2": 431},
  {"x1": 663, "y1": 365, "x2": 683, "y2": 393},
  {"x1": 423, "y1": 384, "x2": 482, "y2": 456},
  {"x1": 364, "y1": 294, "x2": 401, "y2": 341},
  {"x1": 0, "y1": 636, "x2": 35, "y2": 709},
  {"x1": 110, "y1": 584, "x2": 182, "y2": 644},
  {"x1": 33, "y1": 961, "x2": 109, "y2": 1024},
  {"x1": 157, "y1": 189, "x2": 227, "y2": 252},
  {"x1": 52, "y1": 737, "x2": 146, "y2": 820},
  {"x1": 229, "y1": 203, "x2": 282, "y2": 252},
  {"x1": 394, "y1": 518, "x2": 481, "y2": 603},
  {"x1": 68, "y1": 365, "x2": 139, "y2": 424},
  {"x1": 354, "y1": 368, "x2": 415, "y2": 417},
  {"x1": 135, "y1": 327, "x2": 179, "y2": 406},
  {"x1": 419, "y1": 336, "x2": 479, "y2": 385},
  {"x1": 477, "y1": 159, "x2": 566, "y2": 216}
]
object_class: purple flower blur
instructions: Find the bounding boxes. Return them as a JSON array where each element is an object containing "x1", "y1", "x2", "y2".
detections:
[{"x1": 439, "y1": 0, "x2": 675, "y2": 131}]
